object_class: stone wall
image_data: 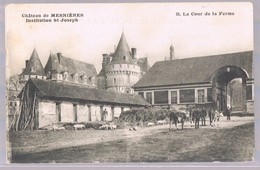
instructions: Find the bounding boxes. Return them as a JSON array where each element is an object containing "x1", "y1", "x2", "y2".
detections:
[
  {"x1": 91, "y1": 104, "x2": 101, "y2": 121},
  {"x1": 38, "y1": 100, "x2": 56, "y2": 128},
  {"x1": 247, "y1": 101, "x2": 254, "y2": 114},
  {"x1": 60, "y1": 102, "x2": 74, "y2": 122},
  {"x1": 78, "y1": 104, "x2": 89, "y2": 122}
]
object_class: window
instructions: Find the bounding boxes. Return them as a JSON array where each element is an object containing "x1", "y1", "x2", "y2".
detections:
[
  {"x1": 246, "y1": 85, "x2": 253, "y2": 100},
  {"x1": 74, "y1": 73, "x2": 78, "y2": 82},
  {"x1": 146, "y1": 92, "x2": 153, "y2": 104},
  {"x1": 171, "y1": 91, "x2": 177, "y2": 104},
  {"x1": 180, "y1": 89, "x2": 195, "y2": 103},
  {"x1": 123, "y1": 56, "x2": 126, "y2": 60},
  {"x1": 154, "y1": 91, "x2": 168, "y2": 104},
  {"x1": 138, "y1": 92, "x2": 144, "y2": 98},
  {"x1": 207, "y1": 88, "x2": 212, "y2": 102},
  {"x1": 63, "y1": 71, "x2": 69, "y2": 81},
  {"x1": 114, "y1": 78, "x2": 116, "y2": 84},
  {"x1": 198, "y1": 89, "x2": 205, "y2": 103},
  {"x1": 30, "y1": 67, "x2": 36, "y2": 73}
]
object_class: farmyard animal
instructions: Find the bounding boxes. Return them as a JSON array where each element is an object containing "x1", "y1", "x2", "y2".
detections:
[{"x1": 169, "y1": 110, "x2": 188, "y2": 130}]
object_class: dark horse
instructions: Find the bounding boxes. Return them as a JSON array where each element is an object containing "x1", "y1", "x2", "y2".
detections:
[{"x1": 169, "y1": 110, "x2": 188, "y2": 130}]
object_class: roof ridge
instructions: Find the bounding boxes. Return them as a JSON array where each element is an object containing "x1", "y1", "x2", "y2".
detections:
[{"x1": 156, "y1": 51, "x2": 253, "y2": 64}]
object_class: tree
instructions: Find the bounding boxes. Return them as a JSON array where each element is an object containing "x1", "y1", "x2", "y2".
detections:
[{"x1": 8, "y1": 74, "x2": 22, "y2": 91}]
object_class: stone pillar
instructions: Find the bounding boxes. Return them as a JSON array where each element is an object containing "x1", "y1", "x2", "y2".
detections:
[
  {"x1": 242, "y1": 78, "x2": 247, "y2": 114},
  {"x1": 87, "y1": 104, "x2": 91, "y2": 122}
]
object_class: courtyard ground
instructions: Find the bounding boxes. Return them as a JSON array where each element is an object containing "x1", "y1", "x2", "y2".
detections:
[{"x1": 8, "y1": 116, "x2": 254, "y2": 163}]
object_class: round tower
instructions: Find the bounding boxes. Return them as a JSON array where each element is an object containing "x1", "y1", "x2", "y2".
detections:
[{"x1": 105, "y1": 33, "x2": 141, "y2": 93}]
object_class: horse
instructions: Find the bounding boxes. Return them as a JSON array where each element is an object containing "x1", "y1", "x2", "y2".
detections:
[{"x1": 169, "y1": 110, "x2": 188, "y2": 130}]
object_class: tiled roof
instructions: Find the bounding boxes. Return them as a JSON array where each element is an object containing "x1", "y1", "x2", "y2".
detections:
[
  {"x1": 20, "y1": 49, "x2": 46, "y2": 76},
  {"x1": 109, "y1": 33, "x2": 137, "y2": 65},
  {"x1": 44, "y1": 53, "x2": 97, "y2": 84},
  {"x1": 22, "y1": 79, "x2": 150, "y2": 106},
  {"x1": 133, "y1": 51, "x2": 253, "y2": 88}
]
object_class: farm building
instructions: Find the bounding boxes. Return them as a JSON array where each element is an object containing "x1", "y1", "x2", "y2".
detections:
[
  {"x1": 14, "y1": 78, "x2": 149, "y2": 130},
  {"x1": 133, "y1": 51, "x2": 254, "y2": 114}
]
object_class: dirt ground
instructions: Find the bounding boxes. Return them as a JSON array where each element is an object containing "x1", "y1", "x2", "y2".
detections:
[{"x1": 8, "y1": 116, "x2": 254, "y2": 163}]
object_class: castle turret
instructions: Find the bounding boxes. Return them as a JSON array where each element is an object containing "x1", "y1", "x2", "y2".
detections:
[
  {"x1": 19, "y1": 48, "x2": 46, "y2": 84},
  {"x1": 106, "y1": 33, "x2": 141, "y2": 93}
]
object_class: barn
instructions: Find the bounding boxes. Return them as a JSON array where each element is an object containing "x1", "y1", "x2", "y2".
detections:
[
  {"x1": 13, "y1": 78, "x2": 149, "y2": 130},
  {"x1": 133, "y1": 51, "x2": 254, "y2": 114}
]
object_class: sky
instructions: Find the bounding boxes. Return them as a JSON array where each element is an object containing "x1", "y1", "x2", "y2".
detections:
[{"x1": 5, "y1": 2, "x2": 253, "y2": 77}]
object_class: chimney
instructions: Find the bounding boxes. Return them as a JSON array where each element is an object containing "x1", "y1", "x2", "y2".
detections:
[
  {"x1": 131, "y1": 48, "x2": 137, "y2": 59},
  {"x1": 102, "y1": 54, "x2": 109, "y2": 68},
  {"x1": 25, "y1": 60, "x2": 29, "y2": 67},
  {"x1": 57, "y1": 52, "x2": 62, "y2": 63}
]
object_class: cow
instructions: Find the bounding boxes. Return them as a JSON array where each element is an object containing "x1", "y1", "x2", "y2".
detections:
[{"x1": 169, "y1": 110, "x2": 188, "y2": 130}]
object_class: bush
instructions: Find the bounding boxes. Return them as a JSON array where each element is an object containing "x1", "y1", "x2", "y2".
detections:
[{"x1": 118, "y1": 107, "x2": 171, "y2": 126}]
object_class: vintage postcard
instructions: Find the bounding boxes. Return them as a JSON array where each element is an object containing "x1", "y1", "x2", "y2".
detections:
[{"x1": 5, "y1": 2, "x2": 254, "y2": 163}]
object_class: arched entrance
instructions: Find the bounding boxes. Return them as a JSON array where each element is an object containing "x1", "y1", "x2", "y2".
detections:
[{"x1": 211, "y1": 65, "x2": 249, "y2": 113}]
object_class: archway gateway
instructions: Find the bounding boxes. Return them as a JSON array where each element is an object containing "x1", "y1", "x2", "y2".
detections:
[{"x1": 211, "y1": 65, "x2": 251, "y2": 113}]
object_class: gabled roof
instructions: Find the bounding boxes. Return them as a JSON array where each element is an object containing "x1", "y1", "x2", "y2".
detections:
[
  {"x1": 133, "y1": 51, "x2": 253, "y2": 88},
  {"x1": 137, "y1": 57, "x2": 150, "y2": 72},
  {"x1": 109, "y1": 33, "x2": 137, "y2": 65},
  {"x1": 20, "y1": 48, "x2": 46, "y2": 76},
  {"x1": 22, "y1": 79, "x2": 149, "y2": 106},
  {"x1": 44, "y1": 53, "x2": 97, "y2": 84}
]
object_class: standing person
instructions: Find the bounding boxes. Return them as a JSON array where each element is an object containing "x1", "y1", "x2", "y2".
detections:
[
  {"x1": 103, "y1": 109, "x2": 108, "y2": 122},
  {"x1": 208, "y1": 107, "x2": 214, "y2": 125},
  {"x1": 226, "y1": 106, "x2": 231, "y2": 120}
]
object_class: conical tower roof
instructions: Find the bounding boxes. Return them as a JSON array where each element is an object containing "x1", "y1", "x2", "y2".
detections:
[
  {"x1": 110, "y1": 33, "x2": 136, "y2": 64},
  {"x1": 21, "y1": 48, "x2": 46, "y2": 76}
]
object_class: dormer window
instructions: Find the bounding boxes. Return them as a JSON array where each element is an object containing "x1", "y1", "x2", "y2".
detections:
[
  {"x1": 81, "y1": 74, "x2": 88, "y2": 84},
  {"x1": 31, "y1": 67, "x2": 36, "y2": 73},
  {"x1": 73, "y1": 73, "x2": 78, "y2": 82},
  {"x1": 47, "y1": 71, "x2": 51, "y2": 79},
  {"x1": 63, "y1": 71, "x2": 69, "y2": 81},
  {"x1": 89, "y1": 76, "x2": 95, "y2": 86}
]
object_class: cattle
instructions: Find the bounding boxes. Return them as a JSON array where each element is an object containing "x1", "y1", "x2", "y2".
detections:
[
  {"x1": 169, "y1": 110, "x2": 188, "y2": 130},
  {"x1": 74, "y1": 124, "x2": 85, "y2": 130}
]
